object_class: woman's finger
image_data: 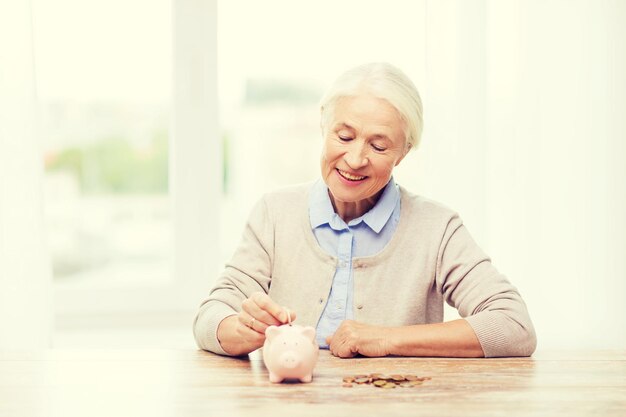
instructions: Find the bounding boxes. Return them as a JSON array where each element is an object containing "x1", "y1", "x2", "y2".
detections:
[
  {"x1": 236, "y1": 319, "x2": 266, "y2": 346},
  {"x1": 237, "y1": 311, "x2": 264, "y2": 334},
  {"x1": 250, "y1": 292, "x2": 296, "y2": 324},
  {"x1": 241, "y1": 298, "x2": 282, "y2": 327}
]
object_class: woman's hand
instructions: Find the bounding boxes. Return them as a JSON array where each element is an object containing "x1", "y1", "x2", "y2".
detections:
[
  {"x1": 325, "y1": 320, "x2": 393, "y2": 358},
  {"x1": 238, "y1": 291, "x2": 296, "y2": 339},
  {"x1": 218, "y1": 292, "x2": 296, "y2": 356}
]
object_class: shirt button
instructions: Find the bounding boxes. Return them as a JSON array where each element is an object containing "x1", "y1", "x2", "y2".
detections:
[
  {"x1": 319, "y1": 298, "x2": 324, "y2": 304},
  {"x1": 357, "y1": 305, "x2": 363, "y2": 310}
]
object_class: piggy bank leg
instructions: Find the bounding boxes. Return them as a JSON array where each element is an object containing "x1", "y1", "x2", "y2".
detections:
[
  {"x1": 269, "y1": 372, "x2": 283, "y2": 383},
  {"x1": 299, "y1": 374, "x2": 313, "y2": 383}
]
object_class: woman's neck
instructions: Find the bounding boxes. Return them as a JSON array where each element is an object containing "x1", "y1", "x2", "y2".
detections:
[{"x1": 328, "y1": 189, "x2": 384, "y2": 223}]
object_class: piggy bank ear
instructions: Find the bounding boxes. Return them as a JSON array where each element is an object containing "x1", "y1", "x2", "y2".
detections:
[
  {"x1": 265, "y1": 325, "x2": 280, "y2": 341},
  {"x1": 300, "y1": 326, "x2": 316, "y2": 341}
]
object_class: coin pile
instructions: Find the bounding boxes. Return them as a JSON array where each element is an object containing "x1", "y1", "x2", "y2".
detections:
[{"x1": 342, "y1": 373, "x2": 431, "y2": 389}]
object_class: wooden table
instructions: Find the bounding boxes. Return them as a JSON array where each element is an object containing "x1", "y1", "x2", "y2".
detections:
[{"x1": 1, "y1": 349, "x2": 624, "y2": 417}]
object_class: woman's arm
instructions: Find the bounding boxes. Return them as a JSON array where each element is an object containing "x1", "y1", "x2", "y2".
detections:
[
  {"x1": 389, "y1": 319, "x2": 484, "y2": 357},
  {"x1": 436, "y1": 216, "x2": 537, "y2": 357},
  {"x1": 326, "y1": 319, "x2": 484, "y2": 358}
]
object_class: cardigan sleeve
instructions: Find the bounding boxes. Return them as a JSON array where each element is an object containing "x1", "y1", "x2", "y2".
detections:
[
  {"x1": 436, "y1": 215, "x2": 537, "y2": 357},
  {"x1": 193, "y1": 196, "x2": 275, "y2": 355}
]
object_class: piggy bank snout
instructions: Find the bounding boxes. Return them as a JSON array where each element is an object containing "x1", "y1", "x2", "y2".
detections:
[{"x1": 279, "y1": 351, "x2": 301, "y2": 369}]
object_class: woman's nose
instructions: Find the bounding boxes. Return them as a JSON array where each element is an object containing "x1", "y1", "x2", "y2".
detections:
[{"x1": 344, "y1": 142, "x2": 368, "y2": 169}]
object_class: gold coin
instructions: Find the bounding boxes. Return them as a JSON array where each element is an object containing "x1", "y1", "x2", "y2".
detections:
[{"x1": 344, "y1": 373, "x2": 431, "y2": 388}]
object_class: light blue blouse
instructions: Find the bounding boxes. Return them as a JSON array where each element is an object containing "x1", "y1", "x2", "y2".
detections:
[{"x1": 309, "y1": 177, "x2": 401, "y2": 348}]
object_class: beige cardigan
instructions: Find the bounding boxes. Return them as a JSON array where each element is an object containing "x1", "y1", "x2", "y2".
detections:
[{"x1": 193, "y1": 183, "x2": 537, "y2": 357}]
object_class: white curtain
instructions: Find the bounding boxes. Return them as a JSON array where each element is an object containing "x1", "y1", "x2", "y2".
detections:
[
  {"x1": 396, "y1": 0, "x2": 626, "y2": 349},
  {"x1": 0, "y1": 0, "x2": 53, "y2": 348},
  {"x1": 482, "y1": 0, "x2": 626, "y2": 350}
]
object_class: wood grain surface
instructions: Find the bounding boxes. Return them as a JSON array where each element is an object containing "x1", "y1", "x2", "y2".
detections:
[{"x1": 0, "y1": 349, "x2": 624, "y2": 417}]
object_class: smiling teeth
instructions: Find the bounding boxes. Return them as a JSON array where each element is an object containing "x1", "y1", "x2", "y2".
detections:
[{"x1": 339, "y1": 169, "x2": 366, "y2": 181}]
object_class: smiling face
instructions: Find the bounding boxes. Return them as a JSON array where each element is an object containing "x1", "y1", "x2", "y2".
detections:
[{"x1": 320, "y1": 94, "x2": 409, "y2": 216}]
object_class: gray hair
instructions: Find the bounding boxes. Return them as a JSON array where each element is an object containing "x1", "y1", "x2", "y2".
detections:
[{"x1": 319, "y1": 62, "x2": 423, "y2": 150}]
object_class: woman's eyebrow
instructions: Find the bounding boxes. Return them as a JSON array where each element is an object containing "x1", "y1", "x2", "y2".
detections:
[
  {"x1": 335, "y1": 122, "x2": 355, "y2": 131},
  {"x1": 335, "y1": 123, "x2": 390, "y2": 141}
]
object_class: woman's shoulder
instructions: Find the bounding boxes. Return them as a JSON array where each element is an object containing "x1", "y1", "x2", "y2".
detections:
[
  {"x1": 398, "y1": 186, "x2": 460, "y2": 223},
  {"x1": 258, "y1": 181, "x2": 314, "y2": 210}
]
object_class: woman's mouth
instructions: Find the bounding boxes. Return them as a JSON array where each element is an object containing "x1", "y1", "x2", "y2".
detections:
[{"x1": 336, "y1": 168, "x2": 367, "y2": 182}]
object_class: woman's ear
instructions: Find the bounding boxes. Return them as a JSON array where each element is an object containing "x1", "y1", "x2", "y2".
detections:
[{"x1": 395, "y1": 143, "x2": 412, "y2": 167}]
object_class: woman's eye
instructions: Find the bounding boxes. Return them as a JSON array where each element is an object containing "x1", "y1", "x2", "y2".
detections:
[
  {"x1": 372, "y1": 144, "x2": 386, "y2": 152},
  {"x1": 338, "y1": 136, "x2": 352, "y2": 142}
]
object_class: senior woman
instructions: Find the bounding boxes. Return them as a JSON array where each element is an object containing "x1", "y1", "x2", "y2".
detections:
[{"x1": 193, "y1": 62, "x2": 536, "y2": 358}]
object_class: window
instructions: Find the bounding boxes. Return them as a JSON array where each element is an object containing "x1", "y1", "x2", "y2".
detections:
[{"x1": 33, "y1": 0, "x2": 178, "y2": 314}]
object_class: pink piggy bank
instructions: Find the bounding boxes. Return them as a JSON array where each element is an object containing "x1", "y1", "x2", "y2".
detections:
[{"x1": 262, "y1": 324, "x2": 319, "y2": 383}]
